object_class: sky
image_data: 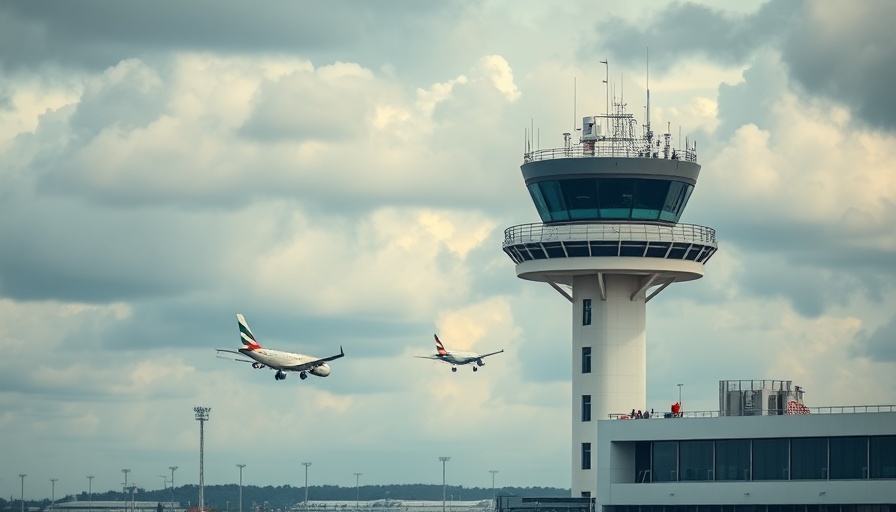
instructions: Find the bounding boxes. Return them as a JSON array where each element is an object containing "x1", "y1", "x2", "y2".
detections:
[{"x1": 2, "y1": 0, "x2": 896, "y2": 501}]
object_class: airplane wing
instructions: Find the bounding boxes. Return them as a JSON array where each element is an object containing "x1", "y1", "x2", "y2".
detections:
[
  {"x1": 282, "y1": 346, "x2": 345, "y2": 372},
  {"x1": 477, "y1": 349, "x2": 504, "y2": 359},
  {"x1": 215, "y1": 349, "x2": 255, "y2": 364},
  {"x1": 414, "y1": 354, "x2": 443, "y2": 360}
]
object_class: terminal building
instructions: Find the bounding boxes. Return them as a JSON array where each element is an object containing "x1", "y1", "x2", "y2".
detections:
[{"x1": 501, "y1": 75, "x2": 896, "y2": 510}]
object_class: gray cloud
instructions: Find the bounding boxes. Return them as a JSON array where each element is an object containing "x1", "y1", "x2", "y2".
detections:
[
  {"x1": 780, "y1": 1, "x2": 896, "y2": 132},
  {"x1": 589, "y1": 0, "x2": 799, "y2": 72},
  {"x1": 0, "y1": 1, "x2": 455, "y2": 72},
  {"x1": 857, "y1": 313, "x2": 896, "y2": 362}
]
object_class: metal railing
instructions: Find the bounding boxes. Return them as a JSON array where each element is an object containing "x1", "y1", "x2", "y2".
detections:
[
  {"x1": 609, "y1": 404, "x2": 896, "y2": 419},
  {"x1": 524, "y1": 143, "x2": 697, "y2": 164},
  {"x1": 503, "y1": 222, "x2": 717, "y2": 247}
]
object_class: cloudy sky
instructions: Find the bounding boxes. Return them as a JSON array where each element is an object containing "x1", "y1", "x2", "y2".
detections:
[{"x1": 2, "y1": 0, "x2": 896, "y2": 501}]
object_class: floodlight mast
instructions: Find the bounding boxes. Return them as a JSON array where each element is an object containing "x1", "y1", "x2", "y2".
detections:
[
  {"x1": 194, "y1": 407, "x2": 211, "y2": 512},
  {"x1": 302, "y1": 462, "x2": 312, "y2": 512},
  {"x1": 237, "y1": 464, "x2": 246, "y2": 512},
  {"x1": 439, "y1": 457, "x2": 450, "y2": 512},
  {"x1": 169, "y1": 467, "x2": 178, "y2": 505},
  {"x1": 19, "y1": 474, "x2": 26, "y2": 512}
]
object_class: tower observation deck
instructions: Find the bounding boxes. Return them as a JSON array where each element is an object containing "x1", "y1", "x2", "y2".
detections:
[{"x1": 502, "y1": 97, "x2": 717, "y2": 498}]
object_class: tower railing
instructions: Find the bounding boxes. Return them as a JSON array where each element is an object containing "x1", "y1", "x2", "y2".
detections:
[
  {"x1": 503, "y1": 222, "x2": 717, "y2": 247},
  {"x1": 524, "y1": 144, "x2": 696, "y2": 163}
]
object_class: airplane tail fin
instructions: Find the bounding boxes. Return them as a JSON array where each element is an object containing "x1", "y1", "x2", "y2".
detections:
[
  {"x1": 434, "y1": 334, "x2": 448, "y2": 355},
  {"x1": 237, "y1": 314, "x2": 262, "y2": 350}
]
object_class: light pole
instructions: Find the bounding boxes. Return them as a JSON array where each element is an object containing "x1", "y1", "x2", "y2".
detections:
[
  {"x1": 194, "y1": 406, "x2": 211, "y2": 512},
  {"x1": 19, "y1": 474, "x2": 26, "y2": 512},
  {"x1": 302, "y1": 462, "x2": 312, "y2": 512},
  {"x1": 677, "y1": 383, "x2": 683, "y2": 412},
  {"x1": 87, "y1": 476, "x2": 94, "y2": 511},
  {"x1": 489, "y1": 470, "x2": 498, "y2": 511},
  {"x1": 122, "y1": 469, "x2": 131, "y2": 494},
  {"x1": 237, "y1": 464, "x2": 246, "y2": 512},
  {"x1": 354, "y1": 473, "x2": 361, "y2": 510},
  {"x1": 169, "y1": 466, "x2": 178, "y2": 505},
  {"x1": 50, "y1": 479, "x2": 58, "y2": 512},
  {"x1": 439, "y1": 457, "x2": 450, "y2": 512}
]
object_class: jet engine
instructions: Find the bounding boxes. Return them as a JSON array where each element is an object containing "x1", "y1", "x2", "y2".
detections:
[
  {"x1": 476, "y1": 359, "x2": 485, "y2": 367},
  {"x1": 310, "y1": 364, "x2": 331, "y2": 377},
  {"x1": 252, "y1": 362, "x2": 266, "y2": 369}
]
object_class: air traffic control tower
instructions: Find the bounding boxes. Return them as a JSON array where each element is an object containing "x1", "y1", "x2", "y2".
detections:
[{"x1": 502, "y1": 95, "x2": 718, "y2": 497}]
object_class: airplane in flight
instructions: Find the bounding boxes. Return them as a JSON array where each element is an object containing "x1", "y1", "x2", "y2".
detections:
[
  {"x1": 415, "y1": 334, "x2": 504, "y2": 372},
  {"x1": 216, "y1": 314, "x2": 344, "y2": 381}
]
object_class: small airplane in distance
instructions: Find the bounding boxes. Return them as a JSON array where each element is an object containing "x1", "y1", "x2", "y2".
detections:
[
  {"x1": 216, "y1": 314, "x2": 344, "y2": 381},
  {"x1": 415, "y1": 334, "x2": 504, "y2": 372}
]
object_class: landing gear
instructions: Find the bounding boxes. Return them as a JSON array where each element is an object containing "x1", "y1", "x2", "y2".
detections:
[
  {"x1": 472, "y1": 366, "x2": 478, "y2": 372},
  {"x1": 451, "y1": 367, "x2": 457, "y2": 373},
  {"x1": 275, "y1": 370, "x2": 286, "y2": 381},
  {"x1": 300, "y1": 372, "x2": 308, "y2": 380}
]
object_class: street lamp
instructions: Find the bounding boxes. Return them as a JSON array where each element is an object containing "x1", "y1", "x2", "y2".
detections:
[
  {"x1": 122, "y1": 469, "x2": 131, "y2": 494},
  {"x1": 237, "y1": 464, "x2": 246, "y2": 512},
  {"x1": 169, "y1": 467, "x2": 178, "y2": 505},
  {"x1": 489, "y1": 470, "x2": 498, "y2": 511},
  {"x1": 439, "y1": 457, "x2": 450, "y2": 512},
  {"x1": 50, "y1": 479, "x2": 58, "y2": 512},
  {"x1": 677, "y1": 383, "x2": 683, "y2": 412},
  {"x1": 194, "y1": 406, "x2": 211, "y2": 512},
  {"x1": 19, "y1": 474, "x2": 26, "y2": 512},
  {"x1": 354, "y1": 473, "x2": 362, "y2": 510},
  {"x1": 302, "y1": 462, "x2": 312, "y2": 512}
]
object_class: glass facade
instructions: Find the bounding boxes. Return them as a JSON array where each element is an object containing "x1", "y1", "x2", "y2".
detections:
[
  {"x1": 527, "y1": 178, "x2": 694, "y2": 224},
  {"x1": 752, "y1": 438, "x2": 789, "y2": 480},
  {"x1": 639, "y1": 436, "x2": 895, "y2": 483},
  {"x1": 716, "y1": 439, "x2": 750, "y2": 481}
]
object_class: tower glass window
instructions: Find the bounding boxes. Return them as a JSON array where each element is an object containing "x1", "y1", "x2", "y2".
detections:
[
  {"x1": 583, "y1": 299, "x2": 592, "y2": 325},
  {"x1": 582, "y1": 347, "x2": 592, "y2": 373},
  {"x1": 582, "y1": 395, "x2": 592, "y2": 422},
  {"x1": 582, "y1": 442, "x2": 592, "y2": 470},
  {"x1": 527, "y1": 178, "x2": 695, "y2": 223}
]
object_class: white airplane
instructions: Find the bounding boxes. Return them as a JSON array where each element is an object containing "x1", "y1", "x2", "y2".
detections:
[
  {"x1": 216, "y1": 314, "x2": 344, "y2": 381},
  {"x1": 415, "y1": 334, "x2": 504, "y2": 372}
]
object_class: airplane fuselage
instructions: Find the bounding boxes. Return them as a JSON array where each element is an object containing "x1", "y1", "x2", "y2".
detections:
[
  {"x1": 436, "y1": 351, "x2": 485, "y2": 366},
  {"x1": 240, "y1": 347, "x2": 329, "y2": 372}
]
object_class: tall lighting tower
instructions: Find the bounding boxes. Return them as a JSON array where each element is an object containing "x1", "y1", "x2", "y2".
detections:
[
  {"x1": 194, "y1": 406, "x2": 211, "y2": 512},
  {"x1": 169, "y1": 467, "x2": 178, "y2": 505},
  {"x1": 87, "y1": 476, "x2": 94, "y2": 511},
  {"x1": 502, "y1": 67, "x2": 716, "y2": 496},
  {"x1": 122, "y1": 469, "x2": 131, "y2": 494},
  {"x1": 237, "y1": 464, "x2": 246, "y2": 512},
  {"x1": 354, "y1": 473, "x2": 362, "y2": 510},
  {"x1": 439, "y1": 457, "x2": 450, "y2": 512},
  {"x1": 19, "y1": 474, "x2": 26, "y2": 512},
  {"x1": 302, "y1": 462, "x2": 312, "y2": 512},
  {"x1": 50, "y1": 479, "x2": 57, "y2": 512},
  {"x1": 489, "y1": 470, "x2": 498, "y2": 511}
]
